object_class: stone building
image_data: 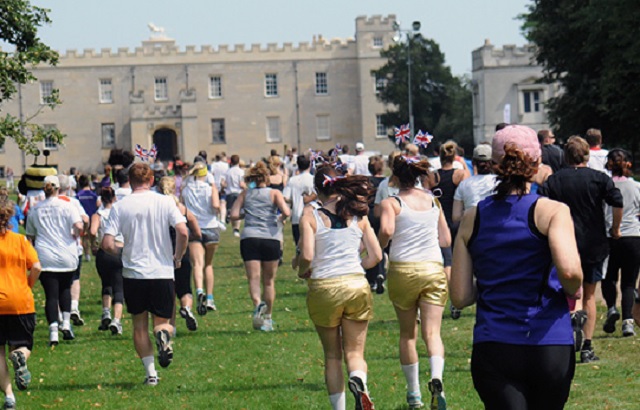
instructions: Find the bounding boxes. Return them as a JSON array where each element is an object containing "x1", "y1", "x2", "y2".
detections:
[
  {"x1": 0, "y1": 15, "x2": 398, "y2": 176},
  {"x1": 472, "y1": 40, "x2": 557, "y2": 144}
]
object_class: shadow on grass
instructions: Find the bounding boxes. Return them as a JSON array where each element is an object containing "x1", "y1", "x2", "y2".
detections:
[
  {"x1": 216, "y1": 381, "x2": 324, "y2": 393},
  {"x1": 34, "y1": 381, "x2": 137, "y2": 391}
]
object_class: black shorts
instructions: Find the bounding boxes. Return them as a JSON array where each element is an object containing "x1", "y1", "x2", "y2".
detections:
[
  {"x1": 240, "y1": 238, "x2": 281, "y2": 262},
  {"x1": 0, "y1": 314, "x2": 36, "y2": 350},
  {"x1": 582, "y1": 260, "x2": 604, "y2": 284},
  {"x1": 123, "y1": 278, "x2": 175, "y2": 319},
  {"x1": 226, "y1": 193, "x2": 239, "y2": 212},
  {"x1": 174, "y1": 255, "x2": 192, "y2": 299},
  {"x1": 292, "y1": 224, "x2": 300, "y2": 245}
]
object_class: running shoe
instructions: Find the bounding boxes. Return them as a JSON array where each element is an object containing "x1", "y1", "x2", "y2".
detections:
[
  {"x1": 4, "y1": 397, "x2": 16, "y2": 410},
  {"x1": 206, "y1": 298, "x2": 217, "y2": 311},
  {"x1": 252, "y1": 301, "x2": 267, "y2": 330},
  {"x1": 61, "y1": 325, "x2": 75, "y2": 341},
  {"x1": 143, "y1": 375, "x2": 158, "y2": 386},
  {"x1": 155, "y1": 330, "x2": 173, "y2": 368},
  {"x1": 49, "y1": 327, "x2": 59, "y2": 347},
  {"x1": 407, "y1": 391, "x2": 424, "y2": 409},
  {"x1": 580, "y1": 348, "x2": 600, "y2": 363},
  {"x1": 603, "y1": 307, "x2": 620, "y2": 334},
  {"x1": 233, "y1": 229, "x2": 240, "y2": 237},
  {"x1": 622, "y1": 319, "x2": 636, "y2": 337},
  {"x1": 428, "y1": 378, "x2": 446, "y2": 410},
  {"x1": 375, "y1": 274, "x2": 385, "y2": 295},
  {"x1": 571, "y1": 310, "x2": 587, "y2": 351},
  {"x1": 99, "y1": 311, "x2": 112, "y2": 331},
  {"x1": 260, "y1": 318, "x2": 275, "y2": 332},
  {"x1": 70, "y1": 310, "x2": 85, "y2": 326},
  {"x1": 348, "y1": 376, "x2": 375, "y2": 410},
  {"x1": 109, "y1": 321, "x2": 123, "y2": 336},
  {"x1": 10, "y1": 350, "x2": 31, "y2": 391},
  {"x1": 450, "y1": 305, "x2": 461, "y2": 320},
  {"x1": 179, "y1": 307, "x2": 198, "y2": 331},
  {"x1": 196, "y1": 293, "x2": 208, "y2": 316},
  {"x1": 217, "y1": 220, "x2": 227, "y2": 231}
]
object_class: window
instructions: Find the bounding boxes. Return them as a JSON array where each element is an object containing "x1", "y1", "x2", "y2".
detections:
[
  {"x1": 374, "y1": 73, "x2": 387, "y2": 94},
  {"x1": 99, "y1": 79, "x2": 113, "y2": 103},
  {"x1": 155, "y1": 77, "x2": 168, "y2": 101},
  {"x1": 373, "y1": 36, "x2": 384, "y2": 48},
  {"x1": 101, "y1": 123, "x2": 116, "y2": 148},
  {"x1": 209, "y1": 76, "x2": 222, "y2": 98},
  {"x1": 315, "y1": 72, "x2": 328, "y2": 95},
  {"x1": 266, "y1": 117, "x2": 281, "y2": 142},
  {"x1": 211, "y1": 119, "x2": 226, "y2": 144},
  {"x1": 316, "y1": 115, "x2": 330, "y2": 140},
  {"x1": 0, "y1": 167, "x2": 4, "y2": 178},
  {"x1": 43, "y1": 124, "x2": 58, "y2": 150},
  {"x1": 523, "y1": 90, "x2": 541, "y2": 113},
  {"x1": 40, "y1": 81, "x2": 54, "y2": 104},
  {"x1": 265, "y1": 73, "x2": 278, "y2": 97},
  {"x1": 376, "y1": 115, "x2": 387, "y2": 138}
]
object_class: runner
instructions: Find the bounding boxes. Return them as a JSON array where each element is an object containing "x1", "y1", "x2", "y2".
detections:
[
  {"x1": 230, "y1": 161, "x2": 290, "y2": 331},
  {"x1": 0, "y1": 197, "x2": 41, "y2": 410},
  {"x1": 102, "y1": 163, "x2": 188, "y2": 385},
  {"x1": 298, "y1": 164, "x2": 382, "y2": 410},
  {"x1": 378, "y1": 155, "x2": 451, "y2": 409}
]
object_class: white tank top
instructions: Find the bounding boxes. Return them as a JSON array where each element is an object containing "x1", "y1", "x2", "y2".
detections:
[
  {"x1": 389, "y1": 196, "x2": 443, "y2": 263},
  {"x1": 310, "y1": 209, "x2": 365, "y2": 279},
  {"x1": 181, "y1": 180, "x2": 218, "y2": 229}
]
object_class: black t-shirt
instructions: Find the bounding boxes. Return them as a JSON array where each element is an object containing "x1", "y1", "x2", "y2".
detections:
[
  {"x1": 541, "y1": 144, "x2": 565, "y2": 173},
  {"x1": 539, "y1": 167, "x2": 623, "y2": 264}
]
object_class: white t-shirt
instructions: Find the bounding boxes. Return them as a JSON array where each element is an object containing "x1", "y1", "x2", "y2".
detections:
[
  {"x1": 104, "y1": 190, "x2": 186, "y2": 280},
  {"x1": 115, "y1": 187, "x2": 132, "y2": 202},
  {"x1": 454, "y1": 174, "x2": 498, "y2": 210},
  {"x1": 374, "y1": 177, "x2": 400, "y2": 205},
  {"x1": 351, "y1": 154, "x2": 371, "y2": 176},
  {"x1": 224, "y1": 166, "x2": 245, "y2": 194},
  {"x1": 181, "y1": 180, "x2": 218, "y2": 229},
  {"x1": 60, "y1": 195, "x2": 87, "y2": 256},
  {"x1": 283, "y1": 171, "x2": 315, "y2": 224},
  {"x1": 588, "y1": 148, "x2": 610, "y2": 175},
  {"x1": 210, "y1": 161, "x2": 229, "y2": 190},
  {"x1": 25, "y1": 197, "x2": 82, "y2": 272}
]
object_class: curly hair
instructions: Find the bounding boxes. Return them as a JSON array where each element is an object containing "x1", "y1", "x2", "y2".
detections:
[
  {"x1": 392, "y1": 156, "x2": 431, "y2": 188},
  {"x1": 158, "y1": 176, "x2": 179, "y2": 205},
  {"x1": 267, "y1": 155, "x2": 282, "y2": 175},
  {"x1": 607, "y1": 148, "x2": 633, "y2": 178},
  {"x1": 314, "y1": 165, "x2": 371, "y2": 219},
  {"x1": 245, "y1": 161, "x2": 269, "y2": 186},
  {"x1": 494, "y1": 142, "x2": 537, "y2": 200},
  {"x1": 0, "y1": 197, "x2": 15, "y2": 234}
]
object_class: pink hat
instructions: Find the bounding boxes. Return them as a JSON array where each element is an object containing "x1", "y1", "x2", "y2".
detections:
[{"x1": 492, "y1": 125, "x2": 541, "y2": 163}]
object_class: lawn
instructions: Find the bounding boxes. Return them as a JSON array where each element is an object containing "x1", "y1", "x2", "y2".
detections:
[{"x1": 8, "y1": 227, "x2": 640, "y2": 409}]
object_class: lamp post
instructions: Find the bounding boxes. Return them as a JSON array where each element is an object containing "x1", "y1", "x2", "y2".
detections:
[{"x1": 392, "y1": 20, "x2": 421, "y2": 138}]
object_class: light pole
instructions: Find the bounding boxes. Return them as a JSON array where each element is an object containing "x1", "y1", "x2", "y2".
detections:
[{"x1": 392, "y1": 20, "x2": 421, "y2": 138}]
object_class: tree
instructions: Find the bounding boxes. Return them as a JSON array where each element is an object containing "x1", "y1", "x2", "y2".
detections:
[
  {"x1": 373, "y1": 35, "x2": 473, "y2": 153},
  {"x1": 521, "y1": 0, "x2": 640, "y2": 151},
  {"x1": 0, "y1": 0, "x2": 63, "y2": 156}
]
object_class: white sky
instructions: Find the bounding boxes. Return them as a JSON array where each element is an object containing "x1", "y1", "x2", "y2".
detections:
[{"x1": 34, "y1": 0, "x2": 531, "y2": 76}]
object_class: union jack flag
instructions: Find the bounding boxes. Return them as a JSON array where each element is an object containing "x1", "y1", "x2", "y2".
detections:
[
  {"x1": 134, "y1": 144, "x2": 158, "y2": 162},
  {"x1": 413, "y1": 130, "x2": 433, "y2": 148},
  {"x1": 402, "y1": 155, "x2": 420, "y2": 164},
  {"x1": 394, "y1": 123, "x2": 411, "y2": 145}
]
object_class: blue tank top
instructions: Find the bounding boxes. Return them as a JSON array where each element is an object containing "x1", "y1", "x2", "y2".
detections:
[{"x1": 468, "y1": 194, "x2": 573, "y2": 346}]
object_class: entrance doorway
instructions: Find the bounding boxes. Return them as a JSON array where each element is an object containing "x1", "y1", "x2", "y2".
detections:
[{"x1": 152, "y1": 128, "x2": 177, "y2": 163}]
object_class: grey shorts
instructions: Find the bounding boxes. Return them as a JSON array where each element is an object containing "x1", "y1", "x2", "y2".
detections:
[{"x1": 190, "y1": 227, "x2": 220, "y2": 245}]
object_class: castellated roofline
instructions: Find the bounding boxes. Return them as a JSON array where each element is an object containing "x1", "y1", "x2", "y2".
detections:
[
  {"x1": 472, "y1": 42, "x2": 538, "y2": 71},
  {"x1": 356, "y1": 14, "x2": 397, "y2": 27}
]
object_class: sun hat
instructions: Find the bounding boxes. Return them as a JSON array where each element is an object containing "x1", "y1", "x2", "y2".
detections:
[
  {"x1": 492, "y1": 125, "x2": 541, "y2": 163},
  {"x1": 473, "y1": 144, "x2": 492, "y2": 161}
]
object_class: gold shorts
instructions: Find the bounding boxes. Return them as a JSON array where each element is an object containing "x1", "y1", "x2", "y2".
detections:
[
  {"x1": 388, "y1": 261, "x2": 448, "y2": 310},
  {"x1": 306, "y1": 274, "x2": 373, "y2": 328}
]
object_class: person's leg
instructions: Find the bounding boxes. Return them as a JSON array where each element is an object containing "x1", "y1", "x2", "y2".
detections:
[
  {"x1": 219, "y1": 199, "x2": 227, "y2": 225},
  {"x1": 8, "y1": 345, "x2": 31, "y2": 392},
  {"x1": 420, "y1": 302, "x2": 445, "y2": 373},
  {"x1": 602, "y1": 239, "x2": 620, "y2": 309},
  {"x1": 260, "y1": 261, "x2": 279, "y2": 315},
  {"x1": 204, "y1": 243, "x2": 218, "y2": 309},
  {"x1": 620, "y1": 238, "x2": 640, "y2": 321},
  {"x1": 190, "y1": 242, "x2": 207, "y2": 316},
  {"x1": 70, "y1": 257, "x2": 84, "y2": 326},
  {"x1": 315, "y1": 325, "x2": 346, "y2": 409},
  {"x1": 39, "y1": 272, "x2": 60, "y2": 325},
  {"x1": 525, "y1": 345, "x2": 575, "y2": 410},
  {"x1": 59, "y1": 271, "x2": 74, "y2": 336},
  {"x1": 581, "y1": 280, "x2": 599, "y2": 360},
  {"x1": 394, "y1": 305, "x2": 423, "y2": 406},
  {"x1": 132, "y1": 312, "x2": 157, "y2": 382},
  {"x1": 244, "y1": 261, "x2": 262, "y2": 307},
  {"x1": 0, "y1": 345, "x2": 13, "y2": 402},
  {"x1": 342, "y1": 318, "x2": 374, "y2": 408}
]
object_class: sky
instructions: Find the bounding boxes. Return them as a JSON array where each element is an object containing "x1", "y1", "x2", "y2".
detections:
[{"x1": 33, "y1": 0, "x2": 532, "y2": 76}]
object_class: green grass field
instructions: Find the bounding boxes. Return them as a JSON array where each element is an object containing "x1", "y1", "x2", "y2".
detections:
[{"x1": 7, "y1": 227, "x2": 640, "y2": 409}]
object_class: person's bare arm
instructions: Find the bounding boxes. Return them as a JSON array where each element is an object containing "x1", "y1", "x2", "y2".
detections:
[
  {"x1": 90, "y1": 213, "x2": 100, "y2": 237},
  {"x1": 450, "y1": 207, "x2": 477, "y2": 308},
  {"x1": 272, "y1": 190, "x2": 291, "y2": 218},
  {"x1": 27, "y1": 262, "x2": 42, "y2": 288},
  {"x1": 211, "y1": 183, "x2": 221, "y2": 211},
  {"x1": 610, "y1": 207, "x2": 623, "y2": 239},
  {"x1": 297, "y1": 209, "x2": 316, "y2": 278},
  {"x1": 452, "y1": 199, "x2": 464, "y2": 224},
  {"x1": 302, "y1": 192, "x2": 317, "y2": 204},
  {"x1": 180, "y1": 203, "x2": 201, "y2": 240},
  {"x1": 101, "y1": 234, "x2": 119, "y2": 257},
  {"x1": 438, "y1": 205, "x2": 452, "y2": 248},
  {"x1": 229, "y1": 191, "x2": 246, "y2": 221},
  {"x1": 377, "y1": 198, "x2": 397, "y2": 249},
  {"x1": 360, "y1": 216, "x2": 382, "y2": 269}
]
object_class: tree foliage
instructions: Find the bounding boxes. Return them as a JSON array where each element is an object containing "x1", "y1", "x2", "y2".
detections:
[
  {"x1": 0, "y1": 0, "x2": 63, "y2": 155},
  {"x1": 373, "y1": 35, "x2": 473, "y2": 153},
  {"x1": 521, "y1": 0, "x2": 640, "y2": 151}
]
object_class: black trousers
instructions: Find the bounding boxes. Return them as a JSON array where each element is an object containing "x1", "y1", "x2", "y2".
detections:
[
  {"x1": 96, "y1": 249, "x2": 124, "y2": 304},
  {"x1": 40, "y1": 271, "x2": 75, "y2": 325},
  {"x1": 603, "y1": 237, "x2": 640, "y2": 319}
]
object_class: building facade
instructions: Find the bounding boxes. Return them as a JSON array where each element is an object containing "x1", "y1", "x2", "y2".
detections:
[
  {"x1": 0, "y1": 15, "x2": 399, "y2": 176},
  {"x1": 472, "y1": 40, "x2": 557, "y2": 144}
]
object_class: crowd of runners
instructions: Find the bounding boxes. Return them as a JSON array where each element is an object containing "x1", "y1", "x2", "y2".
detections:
[{"x1": 1, "y1": 124, "x2": 640, "y2": 410}]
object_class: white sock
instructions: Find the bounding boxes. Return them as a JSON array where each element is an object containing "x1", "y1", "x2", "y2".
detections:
[
  {"x1": 111, "y1": 317, "x2": 120, "y2": 324},
  {"x1": 103, "y1": 307, "x2": 110, "y2": 314},
  {"x1": 141, "y1": 356, "x2": 157, "y2": 377},
  {"x1": 71, "y1": 300, "x2": 79, "y2": 312},
  {"x1": 196, "y1": 288, "x2": 204, "y2": 296},
  {"x1": 329, "y1": 392, "x2": 346, "y2": 410},
  {"x1": 264, "y1": 314, "x2": 272, "y2": 320},
  {"x1": 402, "y1": 362, "x2": 420, "y2": 393},
  {"x1": 5, "y1": 393, "x2": 15, "y2": 402},
  {"x1": 430, "y1": 356, "x2": 445, "y2": 381},
  {"x1": 62, "y1": 311, "x2": 71, "y2": 322},
  {"x1": 349, "y1": 370, "x2": 367, "y2": 386},
  {"x1": 49, "y1": 322, "x2": 58, "y2": 331}
]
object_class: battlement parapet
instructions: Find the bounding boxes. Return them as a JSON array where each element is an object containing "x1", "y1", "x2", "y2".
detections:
[
  {"x1": 472, "y1": 41, "x2": 537, "y2": 71},
  {"x1": 356, "y1": 14, "x2": 397, "y2": 29}
]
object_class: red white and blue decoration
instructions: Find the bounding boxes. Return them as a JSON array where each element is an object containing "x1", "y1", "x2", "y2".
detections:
[
  {"x1": 413, "y1": 130, "x2": 433, "y2": 148},
  {"x1": 134, "y1": 144, "x2": 158, "y2": 162},
  {"x1": 394, "y1": 123, "x2": 411, "y2": 145}
]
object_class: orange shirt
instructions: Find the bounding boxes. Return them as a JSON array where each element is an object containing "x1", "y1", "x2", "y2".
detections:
[{"x1": 0, "y1": 231, "x2": 39, "y2": 315}]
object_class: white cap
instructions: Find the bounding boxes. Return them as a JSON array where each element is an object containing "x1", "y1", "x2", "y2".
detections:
[
  {"x1": 355, "y1": 142, "x2": 365, "y2": 152},
  {"x1": 44, "y1": 175, "x2": 60, "y2": 188}
]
